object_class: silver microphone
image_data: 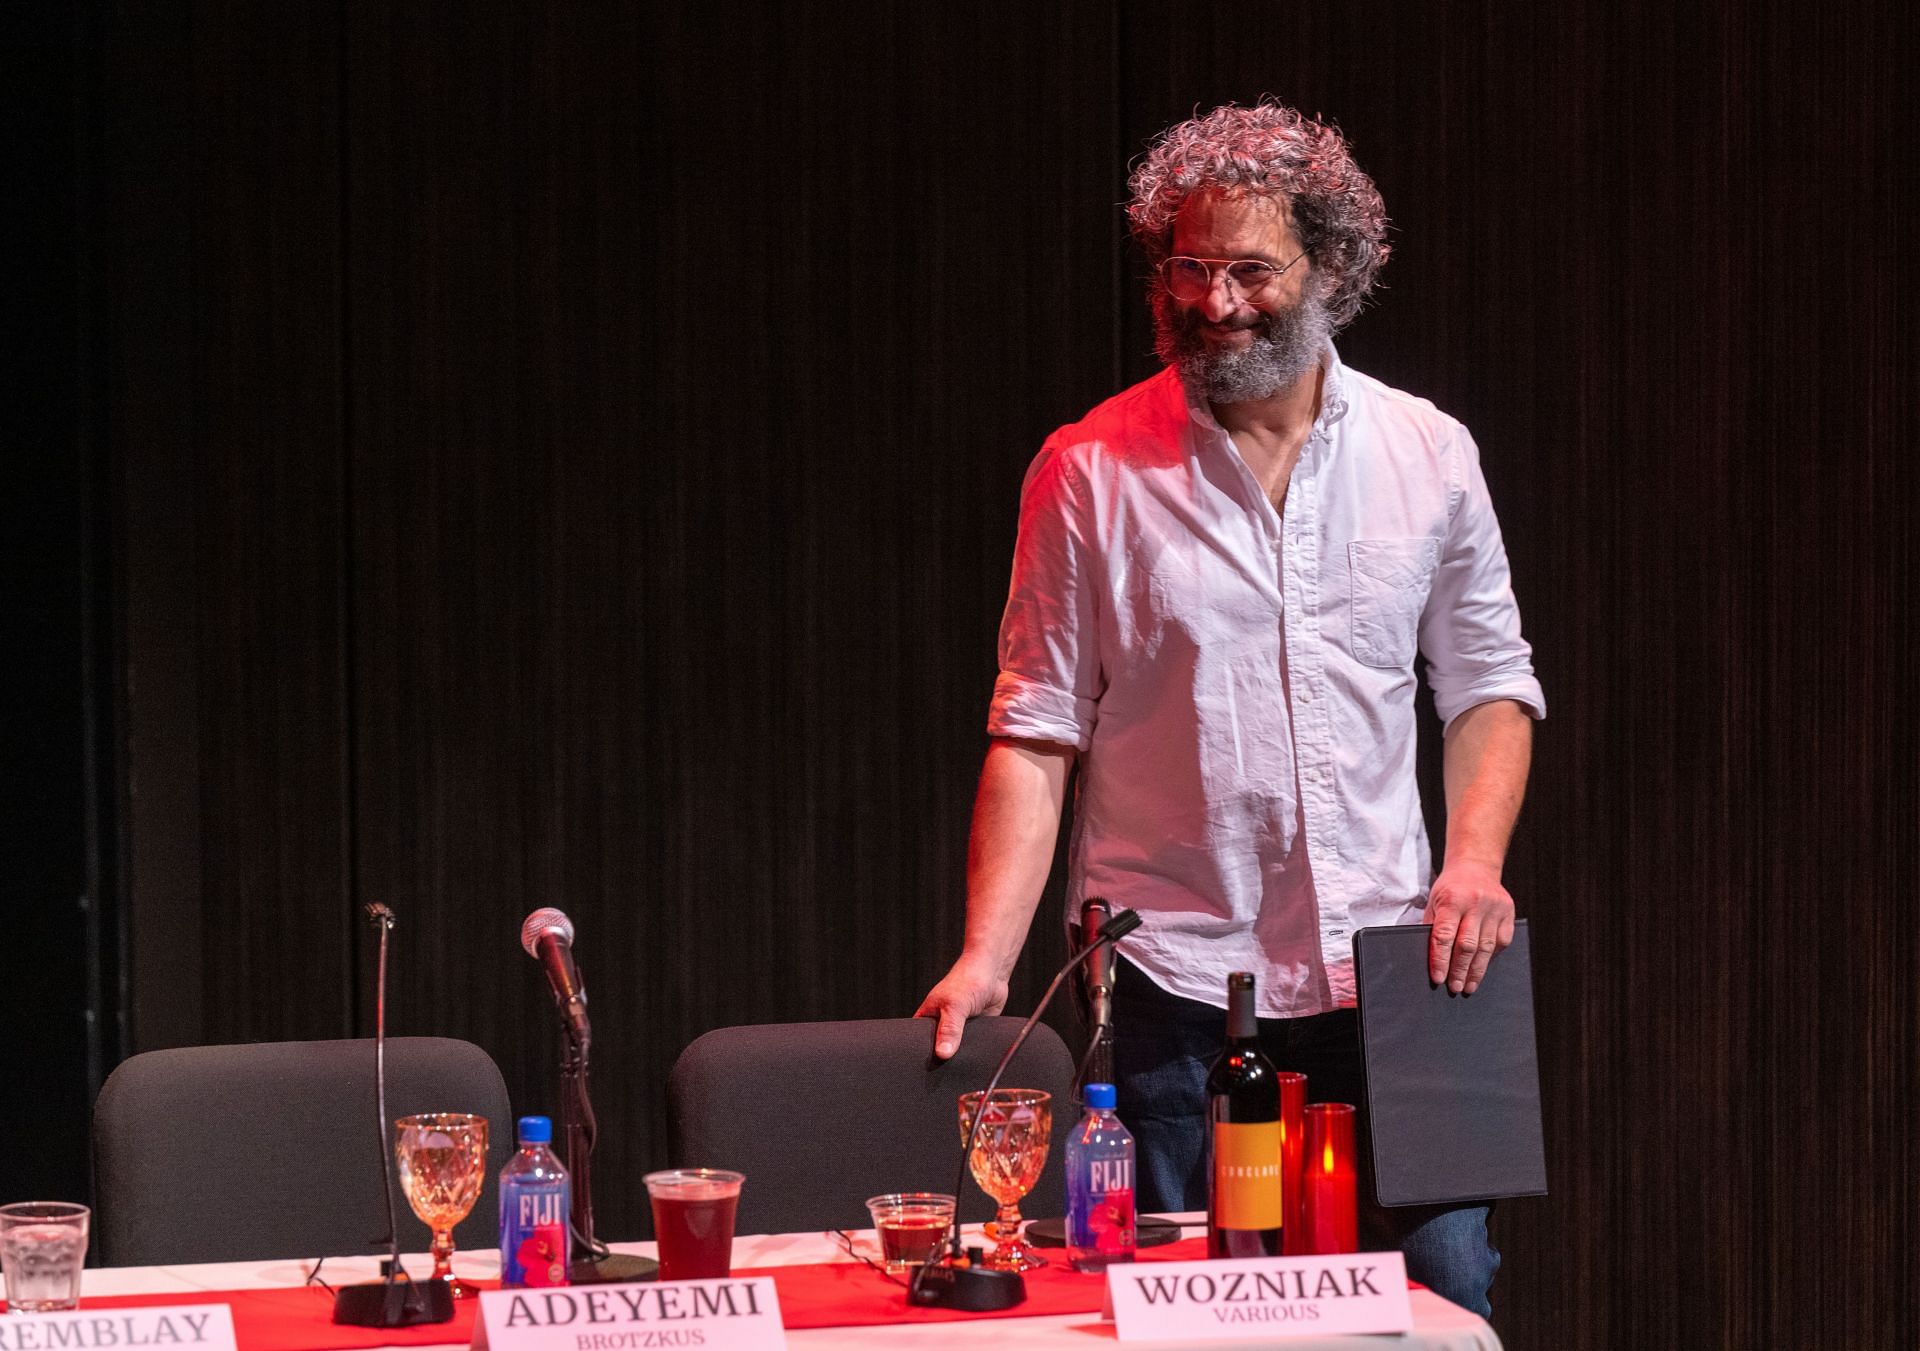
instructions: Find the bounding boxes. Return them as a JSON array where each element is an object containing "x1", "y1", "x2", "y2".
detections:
[{"x1": 521, "y1": 908, "x2": 590, "y2": 1047}]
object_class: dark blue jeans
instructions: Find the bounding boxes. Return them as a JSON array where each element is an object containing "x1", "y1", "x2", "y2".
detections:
[{"x1": 1109, "y1": 958, "x2": 1501, "y2": 1318}]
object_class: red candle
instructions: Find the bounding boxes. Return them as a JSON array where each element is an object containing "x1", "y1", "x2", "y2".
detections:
[
  {"x1": 1276, "y1": 1073, "x2": 1308, "y2": 1254},
  {"x1": 1301, "y1": 1103, "x2": 1358, "y2": 1255}
]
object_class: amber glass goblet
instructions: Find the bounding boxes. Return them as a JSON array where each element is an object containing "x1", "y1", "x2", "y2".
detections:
[
  {"x1": 956, "y1": 1089, "x2": 1052, "y2": 1272},
  {"x1": 394, "y1": 1113, "x2": 489, "y2": 1297}
]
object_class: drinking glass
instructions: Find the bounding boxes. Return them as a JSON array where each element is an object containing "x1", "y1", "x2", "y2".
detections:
[
  {"x1": 394, "y1": 1113, "x2": 489, "y2": 1298},
  {"x1": 956, "y1": 1089, "x2": 1052, "y2": 1272},
  {"x1": 0, "y1": 1203, "x2": 89, "y2": 1313}
]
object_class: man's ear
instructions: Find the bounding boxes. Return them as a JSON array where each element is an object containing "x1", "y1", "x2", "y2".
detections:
[{"x1": 1308, "y1": 258, "x2": 1341, "y2": 303}]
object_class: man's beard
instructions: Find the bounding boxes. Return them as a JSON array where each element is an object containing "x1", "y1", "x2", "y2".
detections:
[{"x1": 1154, "y1": 287, "x2": 1332, "y2": 405}]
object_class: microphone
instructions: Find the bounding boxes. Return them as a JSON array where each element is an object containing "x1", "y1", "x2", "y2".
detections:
[
  {"x1": 1077, "y1": 898, "x2": 1115, "y2": 1093},
  {"x1": 520, "y1": 908, "x2": 654, "y2": 1286},
  {"x1": 908, "y1": 908, "x2": 1142, "y2": 1311},
  {"x1": 1083, "y1": 898, "x2": 1115, "y2": 1030},
  {"x1": 521, "y1": 908, "x2": 591, "y2": 1049},
  {"x1": 332, "y1": 904, "x2": 453, "y2": 1328}
]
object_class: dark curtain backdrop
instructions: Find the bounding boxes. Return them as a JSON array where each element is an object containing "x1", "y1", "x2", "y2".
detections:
[{"x1": 17, "y1": 1, "x2": 1914, "y2": 1346}]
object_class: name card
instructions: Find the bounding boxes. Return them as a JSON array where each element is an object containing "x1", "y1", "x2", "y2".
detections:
[
  {"x1": 0, "y1": 1304, "x2": 236, "y2": 1351},
  {"x1": 473, "y1": 1280, "x2": 785, "y2": 1351},
  {"x1": 1106, "y1": 1253, "x2": 1412, "y2": 1342}
]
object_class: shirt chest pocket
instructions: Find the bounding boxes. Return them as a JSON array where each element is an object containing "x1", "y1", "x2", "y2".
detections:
[{"x1": 1347, "y1": 538, "x2": 1441, "y2": 668}]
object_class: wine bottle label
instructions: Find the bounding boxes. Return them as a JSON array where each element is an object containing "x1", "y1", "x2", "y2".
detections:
[{"x1": 1212, "y1": 1120, "x2": 1283, "y2": 1229}]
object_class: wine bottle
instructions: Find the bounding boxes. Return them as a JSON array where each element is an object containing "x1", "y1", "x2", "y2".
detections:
[{"x1": 1206, "y1": 971, "x2": 1283, "y2": 1258}]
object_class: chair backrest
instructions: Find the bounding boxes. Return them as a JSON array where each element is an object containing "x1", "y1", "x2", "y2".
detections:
[
  {"x1": 667, "y1": 1016, "x2": 1076, "y2": 1237},
  {"x1": 92, "y1": 1037, "x2": 512, "y2": 1267}
]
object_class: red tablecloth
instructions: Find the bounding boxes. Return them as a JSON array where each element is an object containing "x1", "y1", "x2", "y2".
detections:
[{"x1": 12, "y1": 1239, "x2": 1213, "y2": 1350}]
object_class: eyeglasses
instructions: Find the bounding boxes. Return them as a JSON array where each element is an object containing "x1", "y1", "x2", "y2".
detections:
[{"x1": 1161, "y1": 250, "x2": 1309, "y2": 303}]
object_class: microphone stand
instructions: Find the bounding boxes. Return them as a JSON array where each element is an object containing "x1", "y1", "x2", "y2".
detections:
[
  {"x1": 553, "y1": 971, "x2": 656, "y2": 1284},
  {"x1": 333, "y1": 905, "x2": 453, "y2": 1327},
  {"x1": 907, "y1": 908, "x2": 1143, "y2": 1311}
]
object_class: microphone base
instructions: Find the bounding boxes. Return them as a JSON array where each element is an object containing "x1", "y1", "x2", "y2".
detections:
[
  {"x1": 570, "y1": 1253, "x2": 659, "y2": 1284},
  {"x1": 331, "y1": 1279, "x2": 455, "y2": 1327},
  {"x1": 906, "y1": 1259, "x2": 1026, "y2": 1311}
]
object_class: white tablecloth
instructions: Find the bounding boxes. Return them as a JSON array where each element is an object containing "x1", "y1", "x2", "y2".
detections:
[{"x1": 85, "y1": 1218, "x2": 1501, "y2": 1350}]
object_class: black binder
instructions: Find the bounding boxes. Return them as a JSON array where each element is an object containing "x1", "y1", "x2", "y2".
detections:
[{"x1": 1353, "y1": 920, "x2": 1548, "y2": 1206}]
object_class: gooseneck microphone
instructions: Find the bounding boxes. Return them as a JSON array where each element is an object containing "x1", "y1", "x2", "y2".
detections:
[
  {"x1": 332, "y1": 904, "x2": 453, "y2": 1328},
  {"x1": 908, "y1": 907, "x2": 1143, "y2": 1311},
  {"x1": 521, "y1": 907, "x2": 591, "y2": 1049},
  {"x1": 1076, "y1": 897, "x2": 1115, "y2": 1093}
]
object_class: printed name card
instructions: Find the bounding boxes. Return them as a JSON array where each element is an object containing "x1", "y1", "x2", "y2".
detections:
[
  {"x1": 1106, "y1": 1252, "x2": 1412, "y2": 1342},
  {"x1": 0, "y1": 1304, "x2": 236, "y2": 1351},
  {"x1": 473, "y1": 1280, "x2": 785, "y2": 1351}
]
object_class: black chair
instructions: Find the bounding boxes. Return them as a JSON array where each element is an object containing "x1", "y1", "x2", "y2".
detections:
[
  {"x1": 667, "y1": 1016, "x2": 1076, "y2": 1237},
  {"x1": 92, "y1": 1037, "x2": 511, "y2": 1267}
]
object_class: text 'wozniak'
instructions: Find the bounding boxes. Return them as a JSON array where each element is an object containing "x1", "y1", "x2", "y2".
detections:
[{"x1": 1130, "y1": 1265, "x2": 1385, "y2": 1324}]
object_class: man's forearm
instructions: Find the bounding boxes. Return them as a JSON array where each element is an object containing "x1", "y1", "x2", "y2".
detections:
[
  {"x1": 959, "y1": 737, "x2": 1077, "y2": 980},
  {"x1": 1440, "y1": 698, "x2": 1533, "y2": 873}
]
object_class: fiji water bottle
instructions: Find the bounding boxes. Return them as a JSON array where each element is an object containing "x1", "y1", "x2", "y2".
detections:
[
  {"x1": 1066, "y1": 1082, "x2": 1137, "y2": 1271},
  {"x1": 499, "y1": 1115, "x2": 570, "y2": 1287}
]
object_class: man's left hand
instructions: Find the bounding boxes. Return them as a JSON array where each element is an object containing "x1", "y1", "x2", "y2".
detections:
[{"x1": 1423, "y1": 860, "x2": 1515, "y2": 994}]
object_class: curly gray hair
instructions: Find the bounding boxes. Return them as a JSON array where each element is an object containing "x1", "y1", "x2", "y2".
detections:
[{"x1": 1127, "y1": 101, "x2": 1391, "y2": 329}]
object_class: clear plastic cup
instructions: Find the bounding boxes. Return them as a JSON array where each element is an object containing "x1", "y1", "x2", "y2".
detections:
[
  {"x1": 0, "y1": 1203, "x2": 90, "y2": 1313},
  {"x1": 644, "y1": 1170, "x2": 744, "y2": 1282},
  {"x1": 864, "y1": 1193, "x2": 955, "y2": 1273}
]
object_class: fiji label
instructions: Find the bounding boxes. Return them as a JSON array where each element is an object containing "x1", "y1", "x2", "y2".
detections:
[
  {"x1": 1069, "y1": 1154, "x2": 1137, "y2": 1254},
  {"x1": 1212, "y1": 1121, "x2": 1282, "y2": 1229},
  {"x1": 501, "y1": 1181, "x2": 570, "y2": 1288}
]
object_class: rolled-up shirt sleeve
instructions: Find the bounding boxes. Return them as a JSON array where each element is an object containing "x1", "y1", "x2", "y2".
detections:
[
  {"x1": 987, "y1": 442, "x2": 1105, "y2": 751},
  {"x1": 1420, "y1": 426, "x2": 1547, "y2": 728}
]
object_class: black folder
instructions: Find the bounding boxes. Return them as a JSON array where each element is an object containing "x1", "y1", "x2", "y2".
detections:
[{"x1": 1353, "y1": 920, "x2": 1548, "y2": 1206}]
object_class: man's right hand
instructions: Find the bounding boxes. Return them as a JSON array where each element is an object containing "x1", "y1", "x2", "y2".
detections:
[
  {"x1": 914, "y1": 958, "x2": 1010, "y2": 1060},
  {"x1": 915, "y1": 737, "x2": 1075, "y2": 1060}
]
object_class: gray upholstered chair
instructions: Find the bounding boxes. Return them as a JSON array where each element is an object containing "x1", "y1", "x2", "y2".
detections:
[
  {"x1": 666, "y1": 1016, "x2": 1076, "y2": 1237},
  {"x1": 92, "y1": 1037, "x2": 511, "y2": 1267}
]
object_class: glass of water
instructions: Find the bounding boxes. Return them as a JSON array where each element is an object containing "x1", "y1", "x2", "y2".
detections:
[{"x1": 0, "y1": 1203, "x2": 89, "y2": 1313}]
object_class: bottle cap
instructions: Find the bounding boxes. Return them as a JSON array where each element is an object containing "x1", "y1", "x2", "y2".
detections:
[
  {"x1": 518, "y1": 1115, "x2": 553, "y2": 1145},
  {"x1": 1084, "y1": 1083, "x2": 1117, "y2": 1110}
]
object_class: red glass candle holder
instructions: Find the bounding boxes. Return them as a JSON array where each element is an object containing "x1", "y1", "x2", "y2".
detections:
[
  {"x1": 1276, "y1": 1072, "x2": 1307, "y2": 1254},
  {"x1": 1301, "y1": 1102, "x2": 1358, "y2": 1255}
]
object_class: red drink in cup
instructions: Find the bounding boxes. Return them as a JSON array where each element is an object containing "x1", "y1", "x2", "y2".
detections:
[
  {"x1": 864, "y1": 1193, "x2": 955, "y2": 1273},
  {"x1": 644, "y1": 1170, "x2": 744, "y2": 1281}
]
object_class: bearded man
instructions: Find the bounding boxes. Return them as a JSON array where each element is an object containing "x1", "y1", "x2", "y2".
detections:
[{"x1": 915, "y1": 102, "x2": 1543, "y2": 1315}]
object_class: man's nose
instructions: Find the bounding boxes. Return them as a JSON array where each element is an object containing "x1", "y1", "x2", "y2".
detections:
[{"x1": 1199, "y1": 272, "x2": 1242, "y2": 322}]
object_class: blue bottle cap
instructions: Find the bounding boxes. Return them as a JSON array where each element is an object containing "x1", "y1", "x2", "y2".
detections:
[
  {"x1": 518, "y1": 1115, "x2": 553, "y2": 1144},
  {"x1": 1084, "y1": 1083, "x2": 1117, "y2": 1110}
]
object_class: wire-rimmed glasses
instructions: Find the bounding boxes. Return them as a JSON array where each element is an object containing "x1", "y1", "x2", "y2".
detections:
[{"x1": 1161, "y1": 250, "x2": 1310, "y2": 303}]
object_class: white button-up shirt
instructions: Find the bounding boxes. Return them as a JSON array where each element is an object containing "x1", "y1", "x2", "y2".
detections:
[{"x1": 987, "y1": 350, "x2": 1545, "y2": 1017}]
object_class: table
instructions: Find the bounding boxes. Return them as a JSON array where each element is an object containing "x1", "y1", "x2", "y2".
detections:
[{"x1": 83, "y1": 1219, "x2": 1502, "y2": 1350}]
